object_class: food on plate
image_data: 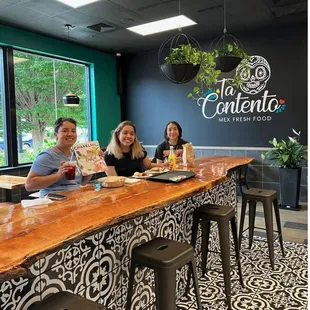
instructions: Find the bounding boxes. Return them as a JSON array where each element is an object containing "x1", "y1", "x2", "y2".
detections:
[
  {"x1": 133, "y1": 171, "x2": 148, "y2": 177},
  {"x1": 149, "y1": 167, "x2": 165, "y2": 172}
]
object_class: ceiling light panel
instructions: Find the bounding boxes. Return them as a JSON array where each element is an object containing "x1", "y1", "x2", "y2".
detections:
[
  {"x1": 56, "y1": 0, "x2": 100, "y2": 8},
  {"x1": 127, "y1": 15, "x2": 197, "y2": 36}
]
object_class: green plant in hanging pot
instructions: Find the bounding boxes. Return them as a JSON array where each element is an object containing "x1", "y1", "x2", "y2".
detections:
[
  {"x1": 187, "y1": 51, "x2": 220, "y2": 99},
  {"x1": 261, "y1": 129, "x2": 307, "y2": 210},
  {"x1": 161, "y1": 43, "x2": 202, "y2": 84},
  {"x1": 164, "y1": 44, "x2": 201, "y2": 65},
  {"x1": 187, "y1": 47, "x2": 249, "y2": 100},
  {"x1": 214, "y1": 42, "x2": 249, "y2": 72}
]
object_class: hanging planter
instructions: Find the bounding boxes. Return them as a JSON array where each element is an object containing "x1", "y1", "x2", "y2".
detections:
[
  {"x1": 187, "y1": 0, "x2": 250, "y2": 99},
  {"x1": 210, "y1": 0, "x2": 248, "y2": 73},
  {"x1": 214, "y1": 55, "x2": 242, "y2": 72},
  {"x1": 158, "y1": 32, "x2": 202, "y2": 84},
  {"x1": 212, "y1": 34, "x2": 247, "y2": 72},
  {"x1": 160, "y1": 63, "x2": 200, "y2": 84}
]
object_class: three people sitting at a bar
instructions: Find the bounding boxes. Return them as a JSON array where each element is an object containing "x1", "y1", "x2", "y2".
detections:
[{"x1": 25, "y1": 119, "x2": 183, "y2": 194}]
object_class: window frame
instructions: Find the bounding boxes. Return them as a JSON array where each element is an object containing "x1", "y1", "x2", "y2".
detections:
[{"x1": 0, "y1": 45, "x2": 92, "y2": 170}]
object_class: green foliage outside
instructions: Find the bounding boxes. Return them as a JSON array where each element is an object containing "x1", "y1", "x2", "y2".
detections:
[
  {"x1": 0, "y1": 51, "x2": 89, "y2": 165},
  {"x1": 262, "y1": 129, "x2": 308, "y2": 168}
]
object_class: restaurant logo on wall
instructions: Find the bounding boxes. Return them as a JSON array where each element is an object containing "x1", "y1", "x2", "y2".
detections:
[{"x1": 195, "y1": 55, "x2": 286, "y2": 123}]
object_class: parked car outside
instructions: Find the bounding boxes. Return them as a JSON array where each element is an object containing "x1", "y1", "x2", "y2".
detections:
[{"x1": 0, "y1": 134, "x2": 33, "y2": 150}]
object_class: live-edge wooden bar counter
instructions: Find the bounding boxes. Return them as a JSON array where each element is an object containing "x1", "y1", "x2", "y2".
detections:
[{"x1": 0, "y1": 156, "x2": 252, "y2": 310}]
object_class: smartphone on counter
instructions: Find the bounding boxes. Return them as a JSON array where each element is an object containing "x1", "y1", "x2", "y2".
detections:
[{"x1": 46, "y1": 193, "x2": 67, "y2": 201}]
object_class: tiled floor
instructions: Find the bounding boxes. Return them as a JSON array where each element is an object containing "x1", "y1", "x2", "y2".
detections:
[
  {"x1": 237, "y1": 201, "x2": 308, "y2": 245},
  {"x1": 176, "y1": 201, "x2": 308, "y2": 310}
]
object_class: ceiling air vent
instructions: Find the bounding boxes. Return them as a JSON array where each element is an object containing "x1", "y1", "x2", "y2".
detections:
[{"x1": 87, "y1": 22, "x2": 115, "y2": 33}]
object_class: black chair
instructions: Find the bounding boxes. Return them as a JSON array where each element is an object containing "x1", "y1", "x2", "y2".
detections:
[
  {"x1": 29, "y1": 291, "x2": 107, "y2": 310},
  {"x1": 191, "y1": 204, "x2": 243, "y2": 310},
  {"x1": 126, "y1": 237, "x2": 202, "y2": 310},
  {"x1": 239, "y1": 188, "x2": 285, "y2": 269}
]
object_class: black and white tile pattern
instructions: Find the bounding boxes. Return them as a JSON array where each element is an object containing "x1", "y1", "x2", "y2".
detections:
[{"x1": 175, "y1": 236, "x2": 308, "y2": 310}]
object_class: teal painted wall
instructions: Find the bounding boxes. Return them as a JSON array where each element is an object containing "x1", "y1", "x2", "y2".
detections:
[{"x1": 0, "y1": 24, "x2": 120, "y2": 145}]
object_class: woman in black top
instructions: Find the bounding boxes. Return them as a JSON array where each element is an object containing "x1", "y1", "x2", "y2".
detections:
[
  {"x1": 153, "y1": 121, "x2": 189, "y2": 163},
  {"x1": 104, "y1": 120, "x2": 167, "y2": 177}
]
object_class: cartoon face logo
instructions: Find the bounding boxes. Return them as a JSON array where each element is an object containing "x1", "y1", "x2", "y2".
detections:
[{"x1": 236, "y1": 55, "x2": 271, "y2": 95}]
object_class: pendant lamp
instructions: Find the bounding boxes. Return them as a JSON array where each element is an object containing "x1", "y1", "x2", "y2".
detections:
[{"x1": 63, "y1": 24, "x2": 80, "y2": 107}]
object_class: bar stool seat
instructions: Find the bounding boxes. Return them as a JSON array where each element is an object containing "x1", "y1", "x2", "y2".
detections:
[
  {"x1": 191, "y1": 204, "x2": 243, "y2": 310},
  {"x1": 239, "y1": 188, "x2": 285, "y2": 270},
  {"x1": 29, "y1": 291, "x2": 106, "y2": 310},
  {"x1": 126, "y1": 237, "x2": 202, "y2": 310}
]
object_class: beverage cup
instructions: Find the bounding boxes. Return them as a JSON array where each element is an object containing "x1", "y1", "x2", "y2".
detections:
[{"x1": 64, "y1": 161, "x2": 76, "y2": 180}]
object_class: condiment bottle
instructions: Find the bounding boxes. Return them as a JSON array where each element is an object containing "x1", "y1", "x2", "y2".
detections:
[
  {"x1": 182, "y1": 144, "x2": 187, "y2": 167},
  {"x1": 168, "y1": 146, "x2": 176, "y2": 170}
]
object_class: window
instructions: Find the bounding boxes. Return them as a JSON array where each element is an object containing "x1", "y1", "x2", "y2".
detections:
[
  {"x1": 0, "y1": 48, "x2": 7, "y2": 166},
  {"x1": 0, "y1": 50, "x2": 91, "y2": 166}
]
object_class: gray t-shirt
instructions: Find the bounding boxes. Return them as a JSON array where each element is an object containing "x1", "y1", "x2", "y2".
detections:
[{"x1": 30, "y1": 148, "x2": 83, "y2": 196}]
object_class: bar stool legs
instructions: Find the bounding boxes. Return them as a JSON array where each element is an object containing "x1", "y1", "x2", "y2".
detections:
[
  {"x1": 273, "y1": 198, "x2": 285, "y2": 256},
  {"x1": 239, "y1": 189, "x2": 285, "y2": 270},
  {"x1": 155, "y1": 269, "x2": 176, "y2": 310},
  {"x1": 248, "y1": 201, "x2": 256, "y2": 249},
  {"x1": 263, "y1": 199, "x2": 275, "y2": 268},
  {"x1": 191, "y1": 204, "x2": 244, "y2": 310},
  {"x1": 230, "y1": 216, "x2": 244, "y2": 287}
]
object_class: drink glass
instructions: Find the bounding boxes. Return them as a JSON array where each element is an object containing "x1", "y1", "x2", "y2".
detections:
[{"x1": 64, "y1": 161, "x2": 76, "y2": 180}]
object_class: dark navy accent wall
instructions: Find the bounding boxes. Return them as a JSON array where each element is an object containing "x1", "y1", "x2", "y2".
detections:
[{"x1": 124, "y1": 22, "x2": 307, "y2": 147}]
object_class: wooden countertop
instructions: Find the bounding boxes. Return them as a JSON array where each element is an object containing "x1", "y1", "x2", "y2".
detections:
[
  {"x1": 0, "y1": 175, "x2": 27, "y2": 189},
  {"x1": 0, "y1": 156, "x2": 252, "y2": 282}
]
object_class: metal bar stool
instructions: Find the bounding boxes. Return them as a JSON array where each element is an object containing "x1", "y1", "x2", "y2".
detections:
[
  {"x1": 239, "y1": 188, "x2": 285, "y2": 270},
  {"x1": 191, "y1": 204, "x2": 243, "y2": 310},
  {"x1": 29, "y1": 291, "x2": 107, "y2": 310},
  {"x1": 126, "y1": 237, "x2": 202, "y2": 310},
  {"x1": 237, "y1": 165, "x2": 250, "y2": 195}
]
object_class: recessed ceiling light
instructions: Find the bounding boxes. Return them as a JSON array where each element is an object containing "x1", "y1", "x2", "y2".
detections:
[
  {"x1": 127, "y1": 15, "x2": 196, "y2": 36},
  {"x1": 56, "y1": 0, "x2": 100, "y2": 8}
]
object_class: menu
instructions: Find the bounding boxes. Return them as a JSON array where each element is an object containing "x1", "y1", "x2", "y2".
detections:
[{"x1": 72, "y1": 141, "x2": 107, "y2": 176}]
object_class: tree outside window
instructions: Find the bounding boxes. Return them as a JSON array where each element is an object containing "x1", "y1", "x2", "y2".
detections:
[{"x1": 12, "y1": 51, "x2": 90, "y2": 164}]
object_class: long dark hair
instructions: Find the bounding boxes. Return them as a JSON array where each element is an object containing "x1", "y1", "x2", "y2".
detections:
[{"x1": 164, "y1": 121, "x2": 183, "y2": 140}]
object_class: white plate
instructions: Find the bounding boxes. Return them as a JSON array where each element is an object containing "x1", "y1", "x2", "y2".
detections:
[
  {"x1": 131, "y1": 174, "x2": 149, "y2": 179},
  {"x1": 145, "y1": 169, "x2": 169, "y2": 175},
  {"x1": 132, "y1": 169, "x2": 169, "y2": 179}
]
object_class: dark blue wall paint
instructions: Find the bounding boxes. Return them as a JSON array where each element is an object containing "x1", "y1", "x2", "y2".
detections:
[{"x1": 124, "y1": 22, "x2": 307, "y2": 147}]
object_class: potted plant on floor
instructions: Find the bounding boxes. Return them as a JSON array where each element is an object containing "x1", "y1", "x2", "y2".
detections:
[{"x1": 262, "y1": 129, "x2": 307, "y2": 210}]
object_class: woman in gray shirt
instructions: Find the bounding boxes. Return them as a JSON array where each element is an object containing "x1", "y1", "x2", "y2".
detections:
[{"x1": 25, "y1": 118, "x2": 92, "y2": 196}]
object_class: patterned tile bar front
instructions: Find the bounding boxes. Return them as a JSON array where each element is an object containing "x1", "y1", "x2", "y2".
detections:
[{"x1": 0, "y1": 178, "x2": 236, "y2": 310}]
